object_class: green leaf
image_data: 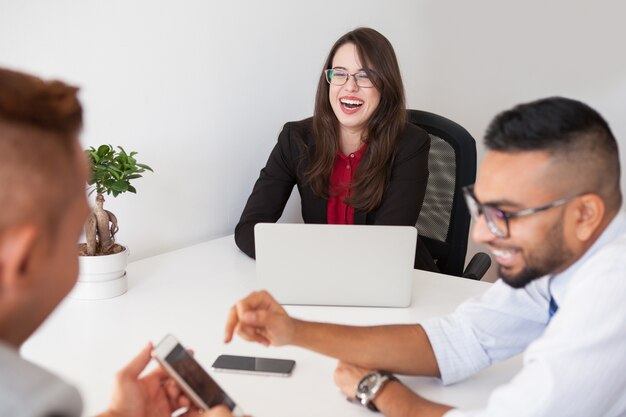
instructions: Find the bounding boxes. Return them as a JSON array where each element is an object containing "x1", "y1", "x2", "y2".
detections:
[
  {"x1": 110, "y1": 180, "x2": 129, "y2": 192},
  {"x1": 89, "y1": 151, "x2": 100, "y2": 163},
  {"x1": 102, "y1": 178, "x2": 116, "y2": 188},
  {"x1": 97, "y1": 144, "x2": 111, "y2": 156},
  {"x1": 128, "y1": 185, "x2": 137, "y2": 193}
]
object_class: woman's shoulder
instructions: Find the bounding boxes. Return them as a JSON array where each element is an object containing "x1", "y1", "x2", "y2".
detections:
[
  {"x1": 396, "y1": 121, "x2": 430, "y2": 152},
  {"x1": 282, "y1": 117, "x2": 313, "y2": 134},
  {"x1": 278, "y1": 117, "x2": 314, "y2": 145},
  {"x1": 274, "y1": 117, "x2": 314, "y2": 158}
]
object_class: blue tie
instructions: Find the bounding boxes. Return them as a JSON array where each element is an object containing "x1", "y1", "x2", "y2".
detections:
[
  {"x1": 548, "y1": 276, "x2": 559, "y2": 319},
  {"x1": 548, "y1": 296, "x2": 559, "y2": 318}
]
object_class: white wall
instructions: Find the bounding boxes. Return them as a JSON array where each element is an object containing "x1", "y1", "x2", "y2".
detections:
[
  {"x1": 1, "y1": 1, "x2": 625, "y2": 281},
  {"x1": 409, "y1": 0, "x2": 626, "y2": 280},
  {"x1": 0, "y1": 0, "x2": 422, "y2": 259}
]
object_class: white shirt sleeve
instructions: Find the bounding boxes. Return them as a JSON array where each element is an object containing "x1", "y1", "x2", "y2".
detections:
[
  {"x1": 421, "y1": 278, "x2": 549, "y2": 385},
  {"x1": 440, "y1": 235, "x2": 626, "y2": 417}
]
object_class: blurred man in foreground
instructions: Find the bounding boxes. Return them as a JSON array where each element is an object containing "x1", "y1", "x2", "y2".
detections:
[{"x1": 0, "y1": 67, "x2": 197, "y2": 417}]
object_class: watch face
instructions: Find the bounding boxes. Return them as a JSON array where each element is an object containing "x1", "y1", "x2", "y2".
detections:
[{"x1": 357, "y1": 373, "x2": 379, "y2": 394}]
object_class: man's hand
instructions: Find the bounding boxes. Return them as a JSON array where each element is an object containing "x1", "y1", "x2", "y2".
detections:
[
  {"x1": 100, "y1": 343, "x2": 190, "y2": 417},
  {"x1": 334, "y1": 361, "x2": 372, "y2": 399},
  {"x1": 224, "y1": 290, "x2": 296, "y2": 346},
  {"x1": 195, "y1": 405, "x2": 251, "y2": 417}
]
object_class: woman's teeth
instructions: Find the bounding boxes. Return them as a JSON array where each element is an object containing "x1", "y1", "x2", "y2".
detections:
[{"x1": 340, "y1": 98, "x2": 364, "y2": 109}]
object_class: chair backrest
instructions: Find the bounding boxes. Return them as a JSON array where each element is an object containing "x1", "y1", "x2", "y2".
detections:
[{"x1": 407, "y1": 109, "x2": 477, "y2": 276}]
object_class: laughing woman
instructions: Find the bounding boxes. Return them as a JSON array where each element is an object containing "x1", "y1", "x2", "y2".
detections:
[{"x1": 235, "y1": 27, "x2": 437, "y2": 271}]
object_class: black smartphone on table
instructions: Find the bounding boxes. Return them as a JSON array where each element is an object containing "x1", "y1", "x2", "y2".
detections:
[{"x1": 211, "y1": 354, "x2": 296, "y2": 377}]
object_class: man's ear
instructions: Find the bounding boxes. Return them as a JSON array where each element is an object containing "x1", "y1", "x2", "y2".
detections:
[
  {"x1": 572, "y1": 194, "x2": 605, "y2": 242},
  {"x1": 0, "y1": 224, "x2": 40, "y2": 292}
]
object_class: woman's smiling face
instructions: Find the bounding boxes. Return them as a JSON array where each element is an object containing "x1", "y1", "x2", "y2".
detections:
[{"x1": 328, "y1": 42, "x2": 381, "y2": 137}]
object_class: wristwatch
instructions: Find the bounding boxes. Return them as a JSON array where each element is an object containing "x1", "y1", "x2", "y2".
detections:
[{"x1": 355, "y1": 371, "x2": 398, "y2": 412}]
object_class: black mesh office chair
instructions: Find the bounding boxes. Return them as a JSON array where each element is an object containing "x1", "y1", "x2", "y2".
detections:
[{"x1": 408, "y1": 109, "x2": 491, "y2": 279}]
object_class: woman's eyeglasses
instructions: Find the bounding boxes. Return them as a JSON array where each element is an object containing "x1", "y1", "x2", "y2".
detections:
[{"x1": 324, "y1": 68, "x2": 374, "y2": 88}]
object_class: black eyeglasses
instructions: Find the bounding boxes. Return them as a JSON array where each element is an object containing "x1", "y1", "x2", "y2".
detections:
[
  {"x1": 324, "y1": 68, "x2": 375, "y2": 88},
  {"x1": 462, "y1": 185, "x2": 582, "y2": 238}
]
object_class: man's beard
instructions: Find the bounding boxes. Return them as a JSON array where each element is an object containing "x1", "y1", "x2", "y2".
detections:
[{"x1": 500, "y1": 220, "x2": 573, "y2": 289}]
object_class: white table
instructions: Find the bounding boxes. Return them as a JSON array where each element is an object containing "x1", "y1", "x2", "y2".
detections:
[{"x1": 22, "y1": 236, "x2": 521, "y2": 416}]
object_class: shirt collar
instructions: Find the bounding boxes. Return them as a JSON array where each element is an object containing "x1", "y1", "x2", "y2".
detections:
[
  {"x1": 0, "y1": 339, "x2": 18, "y2": 357},
  {"x1": 336, "y1": 142, "x2": 367, "y2": 161},
  {"x1": 550, "y1": 209, "x2": 626, "y2": 303}
]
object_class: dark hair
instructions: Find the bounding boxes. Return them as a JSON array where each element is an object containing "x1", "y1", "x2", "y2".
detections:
[
  {"x1": 485, "y1": 96, "x2": 622, "y2": 211},
  {"x1": 0, "y1": 67, "x2": 82, "y2": 136},
  {"x1": 0, "y1": 67, "x2": 83, "y2": 233},
  {"x1": 305, "y1": 27, "x2": 406, "y2": 212}
]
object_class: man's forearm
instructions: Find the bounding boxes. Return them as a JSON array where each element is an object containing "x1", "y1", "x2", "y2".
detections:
[
  {"x1": 291, "y1": 320, "x2": 440, "y2": 377},
  {"x1": 375, "y1": 380, "x2": 452, "y2": 417}
]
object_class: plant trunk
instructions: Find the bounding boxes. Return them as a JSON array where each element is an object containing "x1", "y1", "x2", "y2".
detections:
[{"x1": 84, "y1": 194, "x2": 119, "y2": 256}]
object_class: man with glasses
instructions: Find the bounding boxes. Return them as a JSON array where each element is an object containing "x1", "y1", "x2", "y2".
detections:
[{"x1": 218, "y1": 96, "x2": 626, "y2": 417}]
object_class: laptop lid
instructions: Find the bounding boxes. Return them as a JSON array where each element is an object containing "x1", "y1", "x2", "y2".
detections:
[{"x1": 254, "y1": 223, "x2": 416, "y2": 307}]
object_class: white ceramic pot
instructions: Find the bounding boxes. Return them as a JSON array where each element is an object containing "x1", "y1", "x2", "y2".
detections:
[{"x1": 71, "y1": 246, "x2": 129, "y2": 300}]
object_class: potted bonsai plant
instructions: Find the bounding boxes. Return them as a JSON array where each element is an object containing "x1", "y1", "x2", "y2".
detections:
[{"x1": 73, "y1": 144, "x2": 153, "y2": 300}]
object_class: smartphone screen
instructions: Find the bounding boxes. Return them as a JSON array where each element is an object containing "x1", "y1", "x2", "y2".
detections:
[
  {"x1": 165, "y1": 343, "x2": 237, "y2": 409},
  {"x1": 212, "y1": 354, "x2": 295, "y2": 376},
  {"x1": 152, "y1": 335, "x2": 244, "y2": 415}
]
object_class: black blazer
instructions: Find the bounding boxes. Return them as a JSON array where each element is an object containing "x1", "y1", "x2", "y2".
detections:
[{"x1": 235, "y1": 118, "x2": 438, "y2": 272}]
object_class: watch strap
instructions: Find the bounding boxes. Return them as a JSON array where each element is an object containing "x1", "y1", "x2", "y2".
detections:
[{"x1": 359, "y1": 371, "x2": 399, "y2": 412}]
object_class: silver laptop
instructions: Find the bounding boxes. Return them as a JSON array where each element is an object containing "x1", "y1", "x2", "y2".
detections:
[{"x1": 254, "y1": 223, "x2": 417, "y2": 307}]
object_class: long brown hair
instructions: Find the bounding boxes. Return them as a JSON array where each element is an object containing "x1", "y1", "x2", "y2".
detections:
[{"x1": 305, "y1": 27, "x2": 407, "y2": 212}]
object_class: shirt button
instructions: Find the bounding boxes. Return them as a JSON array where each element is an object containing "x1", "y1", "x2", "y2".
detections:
[
  {"x1": 347, "y1": 165, "x2": 350, "y2": 169},
  {"x1": 350, "y1": 153, "x2": 355, "y2": 158}
]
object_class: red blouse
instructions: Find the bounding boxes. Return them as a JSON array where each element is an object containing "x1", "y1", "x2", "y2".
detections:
[{"x1": 327, "y1": 144, "x2": 367, "y2": 224}]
